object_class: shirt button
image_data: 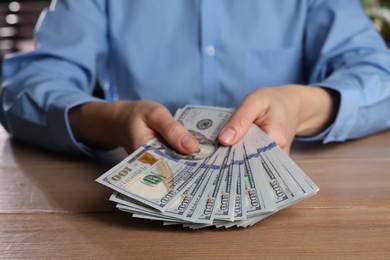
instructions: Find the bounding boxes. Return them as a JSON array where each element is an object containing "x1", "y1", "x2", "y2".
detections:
[{"x1": 205, "y1": 45, "x2": 215, "y2": 57}]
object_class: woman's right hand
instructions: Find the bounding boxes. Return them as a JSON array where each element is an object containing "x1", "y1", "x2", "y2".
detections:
[{"x1": 69, "y1": 100, "x2": 199, "y2": 154}]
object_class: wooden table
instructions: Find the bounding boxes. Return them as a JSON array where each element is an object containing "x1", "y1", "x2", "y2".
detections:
[{"x1": 1, "y1": 125, "x2": 389, "y2": 260}]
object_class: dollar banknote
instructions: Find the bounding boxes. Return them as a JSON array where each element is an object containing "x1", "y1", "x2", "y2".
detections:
[{"x1": 96, "y1": 105, "x2": 319, "y2": 228}]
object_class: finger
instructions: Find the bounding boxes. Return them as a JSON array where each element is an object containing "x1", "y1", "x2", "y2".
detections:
[
  {"x1": 219, "y1": 93, "x2": 269, "y2": 146},
  {"x1": 145, "y1": 105, "x2": 199, "y2": 154},
  {"x1": 282, "y1": 145, "x2": 291, "y2": 155},
  {"x1": 261, "y1": 123, "x2": 293, "y2": 155},
  {"x1": 125, "y1": 120, "x2": 158, "y2": 153},
  {"x1": 273, "y1": 134, "x2": 292, "y2": 155}
]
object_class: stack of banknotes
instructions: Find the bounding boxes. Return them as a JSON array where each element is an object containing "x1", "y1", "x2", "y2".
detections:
[{"x1": 96, "y1": 105, "x2": 319, "y2": 229}]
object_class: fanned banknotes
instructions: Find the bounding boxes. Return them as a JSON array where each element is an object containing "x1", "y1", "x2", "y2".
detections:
[{"x1": 96, "y1": 105, "x2": 319, "y2": 229}]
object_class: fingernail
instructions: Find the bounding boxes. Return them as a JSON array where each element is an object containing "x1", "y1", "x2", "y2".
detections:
[
  {"x1": 181, "y1": 135, "x2": 197, "y2": 151},
  {"x1": 219, "y1": 127, "x2": 236, "y2": 144}
]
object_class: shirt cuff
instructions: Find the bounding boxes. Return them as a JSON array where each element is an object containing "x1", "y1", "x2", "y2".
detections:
[
  {"x1": 295, "y1": 124, "x2": 332, "y2": 142},
  {"x1": 47, "y1": 91, "x2": 116, "y2": 157},
  {"x1": 298, "y1": 74, "x2": 361, "y2": 143}
]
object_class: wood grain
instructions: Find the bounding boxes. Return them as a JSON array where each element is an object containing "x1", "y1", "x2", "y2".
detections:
[{"x1": 1, "y1": 126, "x2": 390, "y2": 259}]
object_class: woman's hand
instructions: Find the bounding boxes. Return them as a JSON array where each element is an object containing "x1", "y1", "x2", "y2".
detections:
[
  {"x1": 69, "y1": 100, "x2": 199, "y2": 154},
  {"x1": 69, "y1": 85, "x2": 337, "y2": 155},
  {"x1": 218, "y1": 85, "x2": 337, "y2": 154}
]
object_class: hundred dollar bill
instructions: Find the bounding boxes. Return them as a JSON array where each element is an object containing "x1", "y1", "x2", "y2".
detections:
[
  {"x1": 242, "y1": 142, "x2": 275, "y2": 216},
  {"x1": 110, "y1": 189, "x2": 190, "y2": 223},
  {"x1": 96, "y1": 138, "x2": 202, "y2": 211},
  {"x1": 173, "y1": 105, "x2": 233, "y2": 160},
  {"x1": 213, "y1": 145, "x2": 246, "y2": 227},
  {"x1": 110, "y1": 192, "x2": 156, "y2": 215},
  {"x1": 248, "y1": 155, "x2": 290, "y2": 207},
  {"x1": 253, "y1": 127, "x2": 319, "y2": 195},
  {"x1": 191, "y1": 146, "x2": 231, "y2": 223},
  {"x1": 162, "y1": 153, "x2": 220, "y2": 221},
  {"x1": 214, "y1": 146, "x2": 237, "y2": 221},
  {"x1": 231, "y1": 126, "x2": 320, "y2": 228},
  {"x1": 244, "y1": 125, "x2": 297, "y2": 207},
  {"x1": 270, "y1": 148, "x2": 319, "y2": 194},
  {"x1": 96, "y1": 105, "x2": 234, "y2": 212},
  {"x1": 232, "y1": 146, "x2": 246, "y2": 221},
  {"x1": 140, "y1": 153, "x2": 218, "y2": 222},
  {"x1": 180, "y1": 153, "x2": 220, "y2": 222},
  {"x1": 111, "y1": 154, "x2": 232, "y2": 225}
]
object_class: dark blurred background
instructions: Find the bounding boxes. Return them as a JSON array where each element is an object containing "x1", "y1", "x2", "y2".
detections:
[
  {"x1": 364, "y1": 0, "x2": 390, "y2": 45},
  {"x1": 0, "y1": 0, "x2": 389, "y2": 71},
  {"x1": 0, "y1": 0, "x2": 49, "y2": 60}
]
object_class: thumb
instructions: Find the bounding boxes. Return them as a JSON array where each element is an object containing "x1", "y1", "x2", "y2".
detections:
[
  {"x1": 218, "y1": 97, "x2": 268, "y2": 146},
  {"x1": 146, "y1": 106, "x2": 199, "y2": 154}
]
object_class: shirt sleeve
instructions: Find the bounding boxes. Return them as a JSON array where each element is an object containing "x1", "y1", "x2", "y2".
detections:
[
  {"x1": 300, "y1": 0, "x2": 390, "y2": 143},
  {"x1": 0, "y1": 0, "x2": 108, "y2": 156}
]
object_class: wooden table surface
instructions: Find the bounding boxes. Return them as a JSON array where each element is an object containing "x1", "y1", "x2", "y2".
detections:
[{"x1": 1, "y1": 125, "x2": 389, "y2": 260}]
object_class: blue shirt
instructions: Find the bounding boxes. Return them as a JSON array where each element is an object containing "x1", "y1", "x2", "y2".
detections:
[{"x1": 1, "y1": 0, "x2": 390, "y2": 156}]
